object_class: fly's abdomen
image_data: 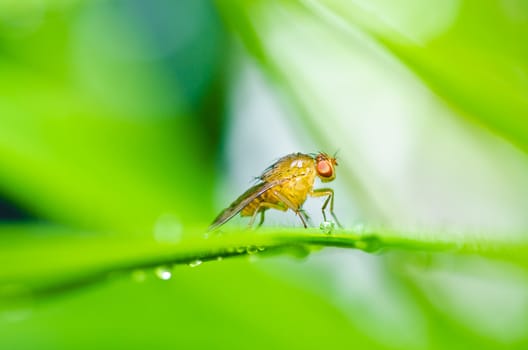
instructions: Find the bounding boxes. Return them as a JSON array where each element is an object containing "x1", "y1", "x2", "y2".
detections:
[
  {"x1": 240, "y1": 190, "x2": 283, "y2": 217},
  {"x1": 240, "y1": 197, "x2": 262, "y2": 217}
]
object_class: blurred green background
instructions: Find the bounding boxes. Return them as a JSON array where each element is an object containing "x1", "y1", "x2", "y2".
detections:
[{"x1": 1, "y1": 0, "x2": 528, "y2": 349}]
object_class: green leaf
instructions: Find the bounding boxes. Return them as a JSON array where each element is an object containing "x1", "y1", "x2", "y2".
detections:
[{"x1": 1, "y1": 224, "x2": 527, "y2": 299}]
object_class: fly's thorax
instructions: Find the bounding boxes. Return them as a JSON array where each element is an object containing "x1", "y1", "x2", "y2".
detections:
[
  {"x1": 262, "y1": 153, "x2": 316, "y2": 182},
  {"x1": 240, "y1": 153, "x2": 320, "y2": 215},
  {"x1": 285, "y1": 172, "x2": 316, "y2": 208},
  {"x1": 268, "y1": 154, "x2": 317, "y2": 209}
]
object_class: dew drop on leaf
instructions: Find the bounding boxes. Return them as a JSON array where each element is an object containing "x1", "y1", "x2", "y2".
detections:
[
  {"x1": 188, "y1": 259, "x2": 203, "y2": 268},
  {"x1": 246, "y1": 245, "x2": 258, "y2": 255},
  {"x1": 154, "y1": 266, "x2": 172, "y2": 280},
  {"x1": 319, "y1": 221, "x2": 335, "y2": 234},
  {"x1": 284, "y1": 245, "x2": 311, "y2": 259},
  {"x1": 354, "y1": 235, "x2": 382, "y2": 253}
]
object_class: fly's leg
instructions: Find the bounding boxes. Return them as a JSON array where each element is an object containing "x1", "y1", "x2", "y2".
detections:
[
  {"x1": 248, "y1": 202, "x2": 286, "y2": 228},
  {"x1": 299, "y1": 209, "x2": 312, "y2": 226},
  {"x1": 273, "y1": 191, "x2": 308, "y2": 228},
  {"x1": 310, "y1": 188, "x2": 343, "y2": 228},
  {"x1": 295, "y1": 211, "x2": 308, "y2": 228},
  {"x1": 258, "y1": 210, "x2": 265, "y2": 228}
]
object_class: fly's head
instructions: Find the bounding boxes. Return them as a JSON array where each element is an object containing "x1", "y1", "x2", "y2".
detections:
[{"x1": 315, "y1": 152, "x2": 338, "y2": 182}]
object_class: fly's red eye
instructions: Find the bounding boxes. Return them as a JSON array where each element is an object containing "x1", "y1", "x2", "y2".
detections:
[{"x1": 316, "y1": 160, "x2": 333, "y2": 177}]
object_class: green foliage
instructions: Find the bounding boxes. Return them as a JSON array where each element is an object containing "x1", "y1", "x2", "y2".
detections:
[{"x1": 1, "y1": 0, "x2": 528, "y2": 349}]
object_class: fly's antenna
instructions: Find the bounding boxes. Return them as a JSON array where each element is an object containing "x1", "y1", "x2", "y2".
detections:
[{"x1": 333, "y1": 149, "x2": 340, "y2": 160}]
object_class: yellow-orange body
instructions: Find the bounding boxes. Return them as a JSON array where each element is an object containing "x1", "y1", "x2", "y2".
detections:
[
  {"x1": 240, "y1": 153, "x2": 316, "y2": 216},
  {"x1": 209, "y1": 152, "x2": 340, "y2": 230}
]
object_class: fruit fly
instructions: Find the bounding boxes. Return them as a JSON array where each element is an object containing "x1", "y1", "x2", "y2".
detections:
[{"x1": 209, "y1": 152, "x2": 342, "y2": 230}]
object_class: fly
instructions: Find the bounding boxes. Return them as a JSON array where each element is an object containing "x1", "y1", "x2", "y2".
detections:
[{"x1": 209, "y1": 152, "x2": 342, "y2": 230}]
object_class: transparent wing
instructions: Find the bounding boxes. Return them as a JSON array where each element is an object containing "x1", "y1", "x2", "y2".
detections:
[{"x1": 208, "y1": 179, "x2": 286, "y2": 231}]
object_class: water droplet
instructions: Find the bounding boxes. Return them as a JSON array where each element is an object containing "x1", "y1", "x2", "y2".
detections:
[
  {"x1": 235, "y1": 246, "x2": 246, "y2": 254},
  {"x1": 355, "y1": 235, "x2": 382, "y2": 253},
  {"x1": 188, "y1": 259, "x2": 203, "y2": 268},
  {"x1": 154, "y1": 266, "x2": 172, "y2": 280},
  {"x1": 257, "y1": 246, "x2": 266, "y2": 252},
  {"x1": 216, "y1": 256, "x2": 223, "y2": 261},
  {"x1": 284, "y1": 245, "x2": 311, "y2": 259},
  {"x1": 246, "y1": 245, "x2": 258, "y2": 255},
  {"x1": 319, "y1": 221, "x2": 335, "y2": 234},
  {"x1": 131, "y1": 269, "x2": 147, "y2": 282}
]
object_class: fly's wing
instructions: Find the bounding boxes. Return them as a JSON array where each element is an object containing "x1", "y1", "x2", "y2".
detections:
[{"x1": 208, "y1": 179, "x2": 286, "y2": 231}]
